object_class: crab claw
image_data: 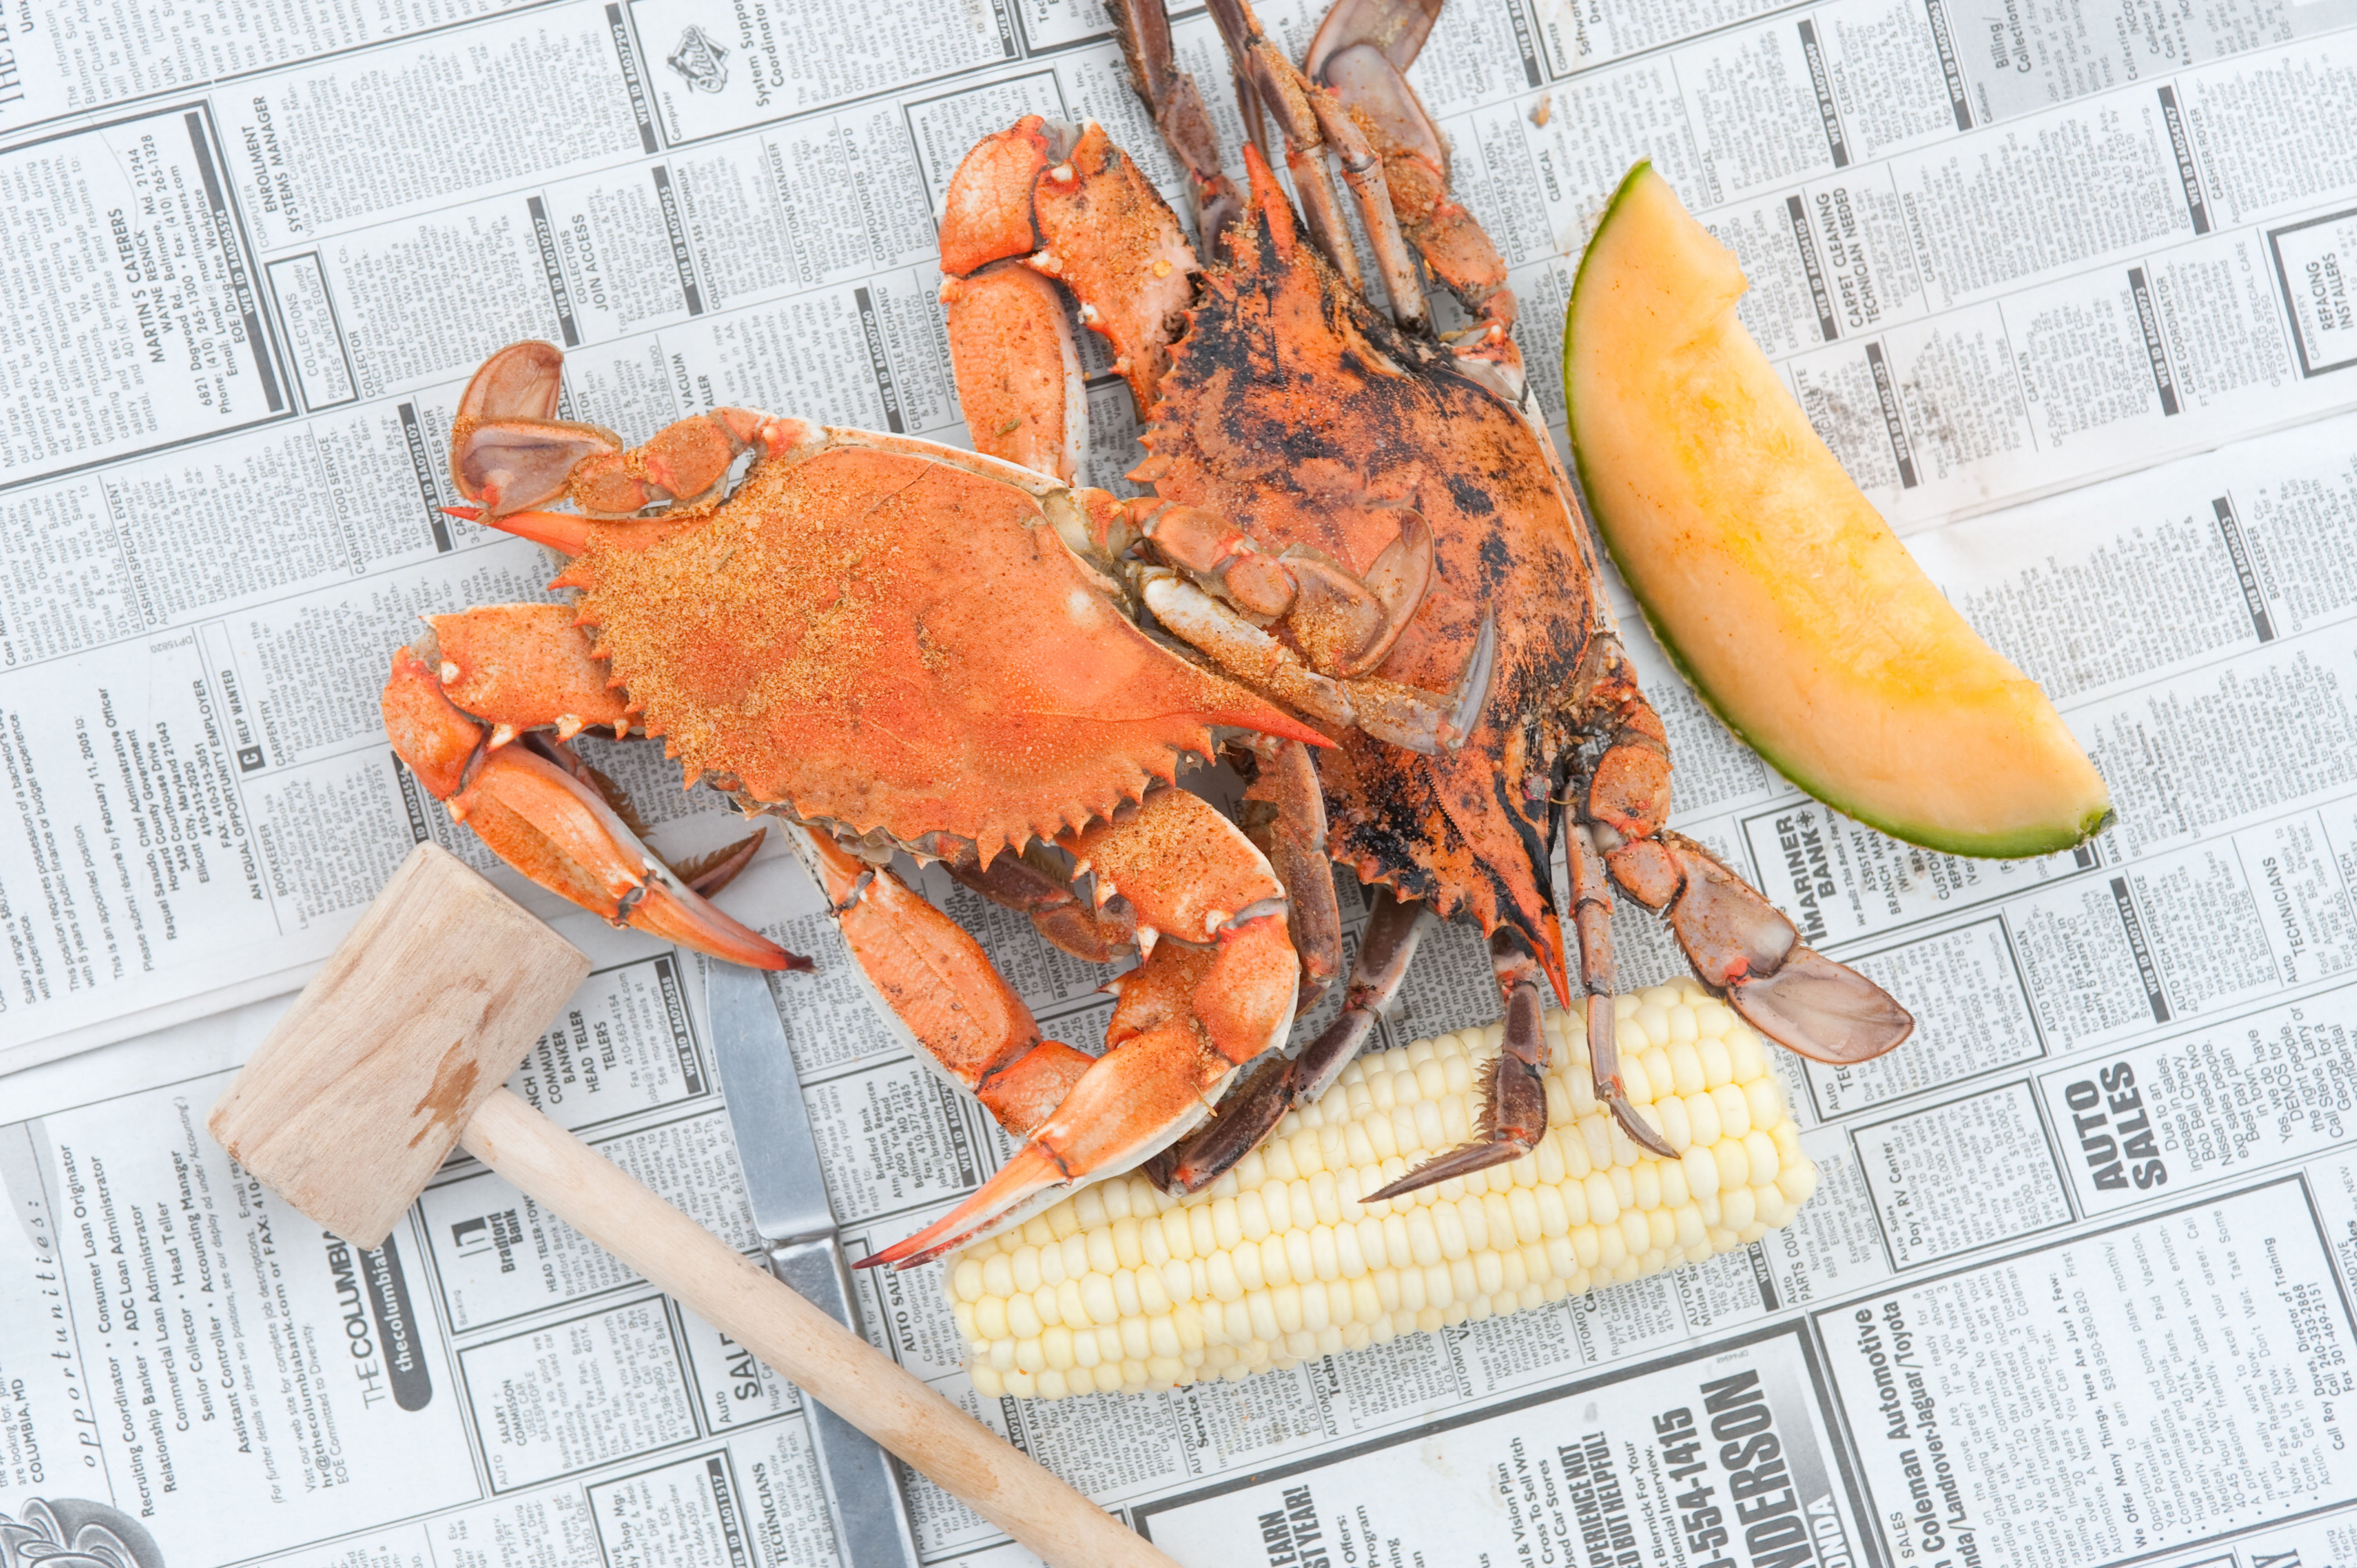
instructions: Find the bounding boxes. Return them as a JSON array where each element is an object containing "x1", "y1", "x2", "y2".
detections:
[
  {"x1": 381, "y1": 647, "x2": 804, "y2": 972},
  {"x1": 863, "y1": 1145, "x2": 1071, "y2": 1271},
  {"x1": 458, "y1": 744, "x2": 801, "y2": 970},
  {"x1": 857, "y1": 791, "x2": 1299, "y2": 1269},
  {"x1": 863, "y1": 964, "x2": 1274, "y2": 1269}
]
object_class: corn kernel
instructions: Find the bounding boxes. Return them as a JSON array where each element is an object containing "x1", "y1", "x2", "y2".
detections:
[
  {"x1": 1698, "y1": 1037, "x2": 1733, "y2": 1088},
  {"x1": 1237, "y1": 1190, "x2": 1270, "y2": 1243},
  {"x1": 1728, "y1": 1029, "x2": 1767, "y2": 1083},
  {"x1": 1713, "y1": 1082, "x2": 1752, "y2": 1141},
  {"x1": 1584, "y1": 1172, "x2": 1619, "y2": 1227},
  {"x1": 1137, "y1": 1263, "x2": 1173, "y2": 1316},
  {"x1": 1289, "y1": 1229, "x2": 1319, "y2": 1285},
  {"x1": 1187, "y1": 1205, "x2": 1217, "y2": 1259},
  {"x1": 1620, "y1": 1210, "x2": 1651, "y2": 1258},
  {"x1": 1581, "y1": 1115, "x2": 1615, "y2": 1171},
  {"x1": 1382, "y1": 1211, "x2": 1412, "y2": 1270},
  {"x1": 1640, "y1": 1047, "x2": 1675, "y2": 1103},
  {"x1": 1435, "y1": 1202, "x2": 1469, "y2": 1261},
  {"x1": 1311, "y1": 1224, "x2": 1342, "y2": 1282},
  {"x1": 1685, "y1": 1090, "x2": 1723, "y2": 1148}
]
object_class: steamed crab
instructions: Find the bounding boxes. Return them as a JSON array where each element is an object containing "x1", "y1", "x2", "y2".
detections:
[
  {"x1": 383, "y1": 0, "x2": 1912, "y2": 1270},
  {"x1": 383, "y1": 340, "x2": 1363, "y2": 1265},
  {"x1": 913, "y1": 0, "x2": 1916, "y2": 1223}
]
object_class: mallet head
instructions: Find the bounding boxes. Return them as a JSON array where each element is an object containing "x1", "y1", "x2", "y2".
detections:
[{"x1": 208, "y1": 843, "x2": 590, "y2": 1249}]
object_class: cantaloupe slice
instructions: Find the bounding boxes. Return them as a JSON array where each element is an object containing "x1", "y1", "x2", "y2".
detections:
[{"x1": 1565, "y1": 162, "x2": 2110, "y2": 858}]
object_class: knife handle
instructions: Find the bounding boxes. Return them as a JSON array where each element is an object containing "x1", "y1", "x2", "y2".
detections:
[
  {"x1": 456, "y1": 1089, "x2": 1178, "y2": 1568},
  {"x1": 769, "y1": 1237, "x2": 922, "y2": 1568}
]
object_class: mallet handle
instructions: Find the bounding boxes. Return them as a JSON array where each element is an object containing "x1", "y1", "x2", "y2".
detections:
[{"x1": 457, "y1": 1089, "x2": 1177, "y2": 1568}]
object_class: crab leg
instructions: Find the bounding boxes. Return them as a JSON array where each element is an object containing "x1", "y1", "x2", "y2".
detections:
[
  {"x1": 1366, "y1": 932, "x2": 1564, "y2": 1196},
  {"x1": 422, "y1": 604, "x2": 635, "y2": 744},
  {"x1": 382, "y1": 640, "x2": 799, "y2": 971},
  {"x1": 446, "y1": 341, "x2": 622, "y2": 516},
  {"x1": 1109, "y1": 0, "x2": 1246, "y2": 253},
  {"x1": 1235, "y1": 736, "x2": 1342, "y2": 1008},
  {"x1": 942, "y1": 841, "x2": 1139, "y2": 964},
  {"x1": 1361, "y1": 624, "x2": 1911, "y2": 1198},
  {"x1": 865, "y1": 788, "x2": 1299, "y2": 1269},
  {"x1": 938, "y1": 261, "x2": 1086, "y2": 484},
  {"x1": 941, "y1": 117, "x2": 1195, "y2": 428},
  {"x1": 1138, "y1": 567, "x2": 1483, "y2": 752},
  {"x1": 1201, "y1": 0, "x2": 1429, "y2": 330},
  {"x1": 1306, "y1": 0, "x2": 1518, "y2": 371},
  {"x1": 1102, "y1": 497, "x2": 1435, "y2": 681},
  {"x1": 1149, "y1": 885, "x2": 1430, "y2": 1194},
  {"x1": 788, "y1": 825, "x2": 1099, "y2": 1149},
  {"x1": 1202, "y1": 0, "x2": 1363, "y2": 295},
  {"x1": 1557, "y1": 633, "x2": 1907, "y2": 1062}
]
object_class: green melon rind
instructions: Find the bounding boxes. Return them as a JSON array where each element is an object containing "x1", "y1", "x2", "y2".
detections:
[{"x1": 1564, "y1": 160, "x2": 2114, "y2": 861}]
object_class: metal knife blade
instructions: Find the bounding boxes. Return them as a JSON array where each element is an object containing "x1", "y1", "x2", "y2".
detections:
[
  {"x1": 708, "y1": 958, "x2": 835, "y2": 1245},
  {"x1": 706, "y1": 960, "x2": 921, "y2": 1568}
]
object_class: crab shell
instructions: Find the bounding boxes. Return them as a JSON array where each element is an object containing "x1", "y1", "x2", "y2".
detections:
[{"x1": 545, "y1": 430, "x2": 1322, "y2": 859}]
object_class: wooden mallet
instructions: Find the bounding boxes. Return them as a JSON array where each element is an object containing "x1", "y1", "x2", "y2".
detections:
[{"x1": 209, "y1": 843, "x2": 1175, "y2": 1568}]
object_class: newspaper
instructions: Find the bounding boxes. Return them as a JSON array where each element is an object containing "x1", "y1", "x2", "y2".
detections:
[{"x1": 3, "y1": 0, "x2": 2357, "y2": 1562}]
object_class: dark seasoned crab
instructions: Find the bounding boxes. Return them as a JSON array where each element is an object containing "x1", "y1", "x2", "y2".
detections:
[{"x1": 928, "y1": 0, "x2": 1914, "y2": 1202}]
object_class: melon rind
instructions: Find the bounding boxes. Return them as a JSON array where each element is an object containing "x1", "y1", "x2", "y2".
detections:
[{"x1": 1565, "y1": 161, "x2": 2111, "y2": 859}]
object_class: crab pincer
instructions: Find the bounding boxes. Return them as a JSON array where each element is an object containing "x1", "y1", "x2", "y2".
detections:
[
  {"x1": 381, "y1": 633, "x2": 797, "y2": 971},
  {"x1": 858, "y1": 787, "x2": 1302, "y2": 1269}
]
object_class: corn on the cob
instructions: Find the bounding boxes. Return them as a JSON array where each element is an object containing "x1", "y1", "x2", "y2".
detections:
[{"x1": 944, "y1": 979, "x2": 1818, "y2": 1399}]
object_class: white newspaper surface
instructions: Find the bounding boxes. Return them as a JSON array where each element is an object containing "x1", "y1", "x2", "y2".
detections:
[{"x1": 4, "y1": 0, "x2": 2357, "y2": 1563}]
